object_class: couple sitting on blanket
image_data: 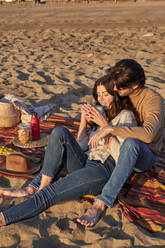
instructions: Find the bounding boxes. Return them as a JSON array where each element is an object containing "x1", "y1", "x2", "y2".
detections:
[{"x1": 0, "y1": 59, "x2": 164, "y2": 228}]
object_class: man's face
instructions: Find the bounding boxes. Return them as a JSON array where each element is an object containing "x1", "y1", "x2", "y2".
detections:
[{"x1": 113, "y1": 83, "x2": 138, "y2": 97}]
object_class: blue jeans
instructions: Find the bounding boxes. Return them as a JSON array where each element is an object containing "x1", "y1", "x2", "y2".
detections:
[
  {"x1": 96, "y1": 138, "x2": 156, "y2": 207},
  {"x1": 30, "y1": 126, "x2": 88, "y2": 188},
  {"x1": 2, "y1": 128, "x2": 155, "y2": 225}
]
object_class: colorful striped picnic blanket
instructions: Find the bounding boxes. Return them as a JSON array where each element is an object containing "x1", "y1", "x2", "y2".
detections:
[
  {"x1": 0, "y1": 114, "x2": 79, "y2": 179},
  {"x1": 0, "y1": 114, "x2": 164, "y2": 232},
  {"x1": 118, "y1": 136, "x2": 165, "y2": 232}
]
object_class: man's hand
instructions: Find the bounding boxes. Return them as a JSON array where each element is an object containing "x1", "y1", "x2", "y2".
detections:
[
  {"x1": 105, "y1": 134, "x2": 114, "y2": 147},
  {"x1": 88, "y1": 125, "x2": 113, "y2": 148}
]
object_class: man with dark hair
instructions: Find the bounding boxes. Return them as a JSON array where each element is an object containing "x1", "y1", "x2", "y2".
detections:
[
  {"x1": 77, "y1": 59, "x2": 165, "y2": 227},
  {"x1": 111, "y1": 59, "x2": 145, "y2": 89}
]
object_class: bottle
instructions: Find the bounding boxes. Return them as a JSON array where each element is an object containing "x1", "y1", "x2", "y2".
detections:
[
  {"x1": 94, "y1": 105, "x2": 105, "y2": 116},
  {"x1": 31, "y1": 112, "x2": 40, "y2": 140}
]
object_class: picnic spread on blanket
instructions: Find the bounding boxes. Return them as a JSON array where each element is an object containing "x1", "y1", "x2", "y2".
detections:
[{"x1": 0, "y1": 105, "x2": 164, "y2": 232}]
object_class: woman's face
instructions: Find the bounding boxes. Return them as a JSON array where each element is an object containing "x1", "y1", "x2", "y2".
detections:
[{"x1": 97, "y1": 85, "x2": 114, "y2": 109}]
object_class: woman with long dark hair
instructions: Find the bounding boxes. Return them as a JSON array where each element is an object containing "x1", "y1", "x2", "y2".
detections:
[{"x1": 0, "y1": 74, "x2": 137, "y2": 227}]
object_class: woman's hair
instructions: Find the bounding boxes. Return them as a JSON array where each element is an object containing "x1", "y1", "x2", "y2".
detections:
[
  {"x1": 92, "y1": 74, "x2": 137, "y2": 122},
  {"x1": 109, "y1": 59, "x2": 145, "y2": 90}
]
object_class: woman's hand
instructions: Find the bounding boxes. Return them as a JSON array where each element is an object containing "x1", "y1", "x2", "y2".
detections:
[
  {"x1": 77, "y1": 105, "x2": 91, "y2": 142},
  {"x1": 81, "y1": 104, "x2": 108, "y2": 128},
  {"x1": 80, "y1": 105, "x2": 91, "y2": 124},
  {"x1": 88, "y1": 125, "x2": 113, "y2": 148}
]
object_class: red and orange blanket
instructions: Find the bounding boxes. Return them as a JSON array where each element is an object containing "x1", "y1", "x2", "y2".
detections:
[{"x1": 0, "y1": 114, "x2": 164, "y2": 232}]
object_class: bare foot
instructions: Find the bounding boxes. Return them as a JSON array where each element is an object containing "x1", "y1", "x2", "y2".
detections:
[
  {"x1": 38, "y1": 174, "x2": 53, "y2": 191},
  {"x1": 0, "y1": 213, "x2": 5, "y2": 227},
  {"x1": 0, "y1": 186, "x2": 37, "y2": 198},
  {"x1": 77, "y1": 200, "x2": 105, "y2": 227}
]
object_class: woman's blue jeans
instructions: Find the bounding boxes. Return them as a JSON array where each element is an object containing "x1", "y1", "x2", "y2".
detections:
[{"x1": 2, "y1": 127, "x2": 155, "y2": 225}]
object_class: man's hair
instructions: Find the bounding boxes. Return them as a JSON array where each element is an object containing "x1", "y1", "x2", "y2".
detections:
[{"x1": 109, "y1": 59, "x2": 145, "y2": 89}]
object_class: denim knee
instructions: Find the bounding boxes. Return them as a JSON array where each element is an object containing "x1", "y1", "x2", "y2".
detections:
[
  {"x1": 121, "y1": 138, "x2": 141, "y2": 153},
  {"x1": 51, "y1": 126, "x2": 69, "y2": 139}
]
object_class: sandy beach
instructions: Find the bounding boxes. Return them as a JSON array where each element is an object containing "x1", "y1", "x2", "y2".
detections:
[{"x1": 0, "y1": 1, "x2": 165, "y2": 247}]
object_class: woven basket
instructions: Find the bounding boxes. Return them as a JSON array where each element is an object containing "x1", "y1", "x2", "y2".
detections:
[{"x1": 0, "y1": 100, "x2": 21, "y2": 127}]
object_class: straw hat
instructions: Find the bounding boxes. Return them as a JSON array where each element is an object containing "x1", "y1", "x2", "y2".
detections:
[
  {"x1": 0, "y1": 99, "x2": 20, "y2": 127},
  {"x1": 0, "y1": 152, "x2": 41, "y2": 175}
]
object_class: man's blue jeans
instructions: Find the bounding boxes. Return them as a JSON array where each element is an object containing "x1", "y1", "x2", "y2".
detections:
[{"x1": 2, "y1": 127, "x2": 155, "y2": 225}]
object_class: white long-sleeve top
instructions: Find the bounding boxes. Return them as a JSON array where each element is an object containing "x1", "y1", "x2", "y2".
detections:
[{"x1": 78, "y1": 110, "x2": 137, "y2": 163}]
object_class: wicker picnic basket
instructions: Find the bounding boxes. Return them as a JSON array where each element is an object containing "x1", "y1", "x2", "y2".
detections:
[{"x1": 0, "y1": 99, "x2": 20, "y2": 127}]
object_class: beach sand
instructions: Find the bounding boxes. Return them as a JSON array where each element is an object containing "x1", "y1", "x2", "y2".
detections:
[{"x1": 0, "y1": 1, "x2": 165, "y2": 247}]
